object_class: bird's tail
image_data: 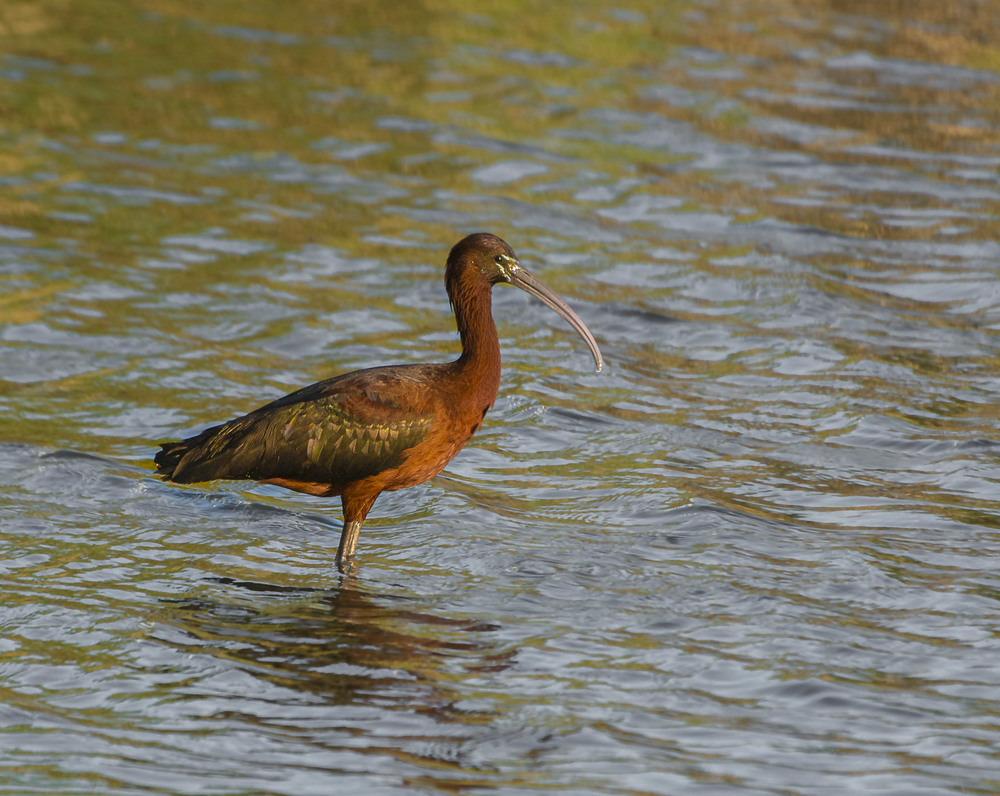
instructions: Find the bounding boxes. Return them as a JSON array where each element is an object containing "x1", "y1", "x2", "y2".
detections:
[
  {"x1": 154, "y1": 423, "x2": 226, "y2": 482},
  {"x1": 154, "y1": 440, "x2": 191, "y2": 480},
  {"x1": 153, "y1": 419, "x2": 262, "y2": 484}
]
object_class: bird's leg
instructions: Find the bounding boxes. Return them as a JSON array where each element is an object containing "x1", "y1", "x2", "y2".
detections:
[
  {"x1": 337, "y1": 490, "x2": 378, "y2": 573},
  {"x1": 336, "y1": 519, "x2": 363, "y2": 572}
]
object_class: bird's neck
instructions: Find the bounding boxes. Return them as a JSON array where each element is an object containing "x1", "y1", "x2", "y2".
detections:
[{"x1": 452, "y1": 285, "x2": 502, "y2": 407}]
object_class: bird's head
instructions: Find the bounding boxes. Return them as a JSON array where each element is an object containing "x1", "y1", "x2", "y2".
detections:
[{"x1": 446, "y1": 232, "x2": 603, "y2": 372}]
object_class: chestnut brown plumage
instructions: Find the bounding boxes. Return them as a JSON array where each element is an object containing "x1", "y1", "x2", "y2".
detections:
[{"x1": 155, "y1": 233, "x2": 602, "y2": 571}]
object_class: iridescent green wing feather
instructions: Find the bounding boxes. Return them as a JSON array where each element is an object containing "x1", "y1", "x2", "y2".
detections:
[
  {"x1": 159, "y1": 367, "x2": 436, "y2": 486},
  {"x1": 252, "y1": 394, "x2": 432, "y2": 484}
]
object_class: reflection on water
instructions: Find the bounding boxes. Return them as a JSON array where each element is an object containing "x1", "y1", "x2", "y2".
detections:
[
  {"x1": 158, "y1": 576, "x2": 507, "y2": 706},
  {"x1": 154, "y1": 578, "x2": 513, "y2": 782},
  {"x1": 2, "y1": 0, "x2": 1000, "y2": 793}
]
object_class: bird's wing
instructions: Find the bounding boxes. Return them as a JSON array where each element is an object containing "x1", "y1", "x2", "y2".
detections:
[{"x1": 162, "y1": 367, "x2": 436, "y2": 487}]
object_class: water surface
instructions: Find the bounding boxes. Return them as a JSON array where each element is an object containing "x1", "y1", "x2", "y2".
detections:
[{"x1": 2, "y1": 1, "x2": 1000, "y2": 793}]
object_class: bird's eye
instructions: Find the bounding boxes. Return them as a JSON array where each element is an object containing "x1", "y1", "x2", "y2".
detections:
[{"x1": 494, "y1": 255, "x2": 505, "y2": 265}]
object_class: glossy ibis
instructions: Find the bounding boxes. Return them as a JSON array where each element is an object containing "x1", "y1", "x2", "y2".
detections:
[{"x1": 155, "y1": 233, "x2": 602, "y2": 571}]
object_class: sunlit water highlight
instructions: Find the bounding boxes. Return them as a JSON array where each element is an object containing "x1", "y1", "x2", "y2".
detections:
[{"x1": 2, "y1": 1, "x2": 1000, "y2": 794}]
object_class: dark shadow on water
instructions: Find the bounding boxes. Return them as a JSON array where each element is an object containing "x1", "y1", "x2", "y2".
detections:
[
  {"x1": 148, "y1": 577, "x2": 520, "y2": 778},
  {"x1": 152, "y1": 575, "x2": 511, "y2": 715}
]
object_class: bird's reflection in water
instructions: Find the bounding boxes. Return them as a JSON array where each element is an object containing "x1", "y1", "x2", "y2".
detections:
[{"x1": 152, "y1": 576, "x2": 514, "y2": 734}]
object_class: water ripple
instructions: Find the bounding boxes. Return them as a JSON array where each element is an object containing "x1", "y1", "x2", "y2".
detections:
[{"x1": 2, "y1": 1, "x2": 1000, "y2": 794}]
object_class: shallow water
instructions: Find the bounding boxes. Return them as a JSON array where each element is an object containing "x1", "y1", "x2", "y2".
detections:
[{"x1": 2, "y1": 1, "x2": 1000, "y2": 793}]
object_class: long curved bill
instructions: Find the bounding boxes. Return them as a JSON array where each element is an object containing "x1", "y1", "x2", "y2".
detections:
[{"x1": 506, "y1": 264, "x2": 603, "y2": 372}]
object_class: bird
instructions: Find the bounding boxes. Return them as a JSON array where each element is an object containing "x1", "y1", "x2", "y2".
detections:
[{"x1": 154, "y1": 233, "x2": 603, "y2": 572}]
